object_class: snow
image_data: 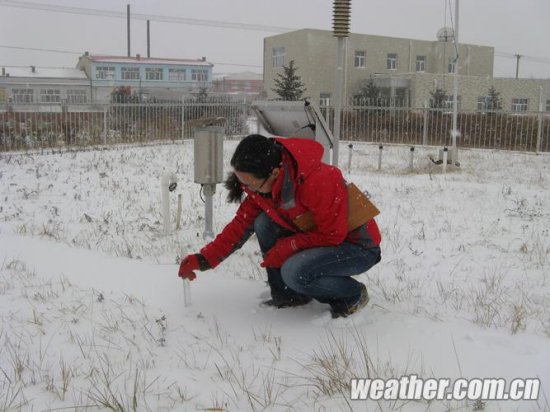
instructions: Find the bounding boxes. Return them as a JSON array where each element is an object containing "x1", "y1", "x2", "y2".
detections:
[
  {"x1": 2, "y1": 66, "x2": 88, "y2": 79},
  {"x1": 85, "y1": 55, "x2": 212, "y2": 66},
  {"x1": 0, "y1": 141, "x2": 549, "y2": 411}
]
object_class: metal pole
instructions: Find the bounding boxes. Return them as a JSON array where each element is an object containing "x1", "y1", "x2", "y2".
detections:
[
  {"x1": 147, "y1": 20, "x2": 151, "y2": 58},
  {"x1": 451, "y1": 0, "x2": 460, "y2": 165},
  {"x1": 347, "y1": 143, "x2": 353, "y2": 175},
  {"x1": 127, "y1": 4, "x2": 131, "y2": 57},
  {"x1": 514, "y1": 54, "x2": 522, "y2": 79},
  {"x1": 333, "y1": 37, "x2": 345, "y2": 167},
  {"x1": 442, "y1": 147, "x2": 448, "y2": 174},
  {"x1": 378, "y1": 145, "x2": 383, "y2": 171},
  {"x1": 103, "y1": 106, "x2": 108, "y2": 145},
  {"x1": 203, "y1": 184, "x2": 215, "y2": 239},
  {"x1": 409, "y1": 146, "x2": 415, "y2": 172},
  {"x1": 332, "y1": 0, "x2": 351, "y2": 167},
  {"x1": 181, "y1": 95, "x2": 185, "y2": 141},
  {"x1": 536, "y1": 86, "x2": 543, "y2": 153},
  {"x1": 182, "y1": 279, "x2": 191, "y2": 307},
  {"x1": 161, "y1": 172, "x2": 177, "y2": 236},
  {"x1": 176, "y1": 193, "x2": 182, "y2": 230},
  {"x1": 422, "y1": 100, "x2": 429, "y2": 146}
]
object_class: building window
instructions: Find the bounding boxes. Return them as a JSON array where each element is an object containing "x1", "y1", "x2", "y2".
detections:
[
  {"x1": 0, "y1": 88, "x2": 6, "y2": 103},
  {"x1": 168, "y1": 68, "x2": 186, "y2": 81},
  {"x1": 443, "y1": 95, "x2": 461, "y2": 110},
  {"x1": 354, "y1": 51, "x2": 366, "y2": 68},
  {"x1": 387, "y1": 53, "x2": 397, "y2": 70},
  {"x1": 191, "y1": 69, "x2": 208, "y2": 82},
  {"x1": 121, "y1": 67, "x2": 140, "y2": 80},
  {"x1": 273, "y1": 47, "x2": 285, "y2": 68},
  {"x1": 40, "y1": 89, "x2": 61, "y2": 103},
  {"x1": 416, "y1": 56, "x2": 426, "y2": 72},
  {"x1": 320, "y1": 92, "x2": 331, "y2": 107},
  {"x1": 546, "y1": 99, "x2": 550, "y2": 112},
  {"x1": 145, "y1": 68, "x2": 163, "y2": 81},
  {"x1": 448, "y1": 57, "x2": 456, "y2": 73},
  {"x1": 96, "y1": 66, "x2": 115, "y2": 80},
  {"x1": 67, "y1": 89, "x2": 88, "y2": 104},
  {"x1": 511, "y1": 98, "x2": 528, "y2": 112},
  {"x1": 12, "y1": 88, "x2": 34, "y2": 103},
  {"x1": 477, "y1": 96, "x2": 490, "y2": 112}
]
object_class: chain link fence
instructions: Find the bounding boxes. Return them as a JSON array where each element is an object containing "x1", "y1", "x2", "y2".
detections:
[{"x1": 1, "y1": 98, "x2": 549, "y2": 153}]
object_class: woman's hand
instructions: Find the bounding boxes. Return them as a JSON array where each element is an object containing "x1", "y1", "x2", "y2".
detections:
[
  {"x1": 260, "y1": 239, "x2": 298, "y2": 268},
  {"x1": 178, "y1": 255, "x2": 201, "y2": 280}
]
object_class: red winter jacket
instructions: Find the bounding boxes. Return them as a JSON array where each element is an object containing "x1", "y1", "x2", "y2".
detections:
[{"x1": 200, "y1": 137, "x2": 381, "y2": 268}]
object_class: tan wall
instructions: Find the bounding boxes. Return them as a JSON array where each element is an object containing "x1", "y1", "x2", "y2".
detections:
[
  {"x1": 408, "y1": 73, "x2": 550, "y2": 111},
  {"x1": 264, "y1": 29, "x2": 495, "y2": 103},
  {"x1": 264, "y1": 30, "x2": 336, "y2": 101}
]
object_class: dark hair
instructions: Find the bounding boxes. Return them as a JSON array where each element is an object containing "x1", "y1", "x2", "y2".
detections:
[
  {"x1": 224, "y1": 172, "x2": 244, "y2": 203},
  {"x1": 230, "y1": 134, "x2": 282, "y2": 179}
]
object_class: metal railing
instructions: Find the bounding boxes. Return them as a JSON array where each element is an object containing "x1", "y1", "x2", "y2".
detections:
[
  {"x1": 1, "y1": 98, "x2": 549, "y2": 153},
  {"x1": 323, "y1": 101, "x2": 550, "y2": 153},
  {"x1": 0, "y1": 96, "x2": 250, "y2": 151}
]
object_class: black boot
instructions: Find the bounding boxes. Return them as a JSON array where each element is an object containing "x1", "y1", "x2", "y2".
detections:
[{"x1": 262, "y1": 295, "x2": 312, "y2": 308}]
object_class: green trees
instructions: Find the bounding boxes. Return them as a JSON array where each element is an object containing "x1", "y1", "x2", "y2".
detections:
[
  {"x1": 487, "y1": 86, "x2": 503, "y2": 111},
  {"x1": 272, "y1": 60, "x2": 306, "y2": 101},
  {"x1": 354, "y1": 78, "x2": 380, "y2": 105},
  {"x1": 430, "y1": 87, "x2": 448, "y2": 109}
]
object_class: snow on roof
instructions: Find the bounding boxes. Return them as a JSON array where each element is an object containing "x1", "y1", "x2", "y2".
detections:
[
  {"x1": 1, "y1": 66, "x2": 87, "y2": 79},
  {"x1": 85, "y1": 55, "x2": 213, "y2": 66}
]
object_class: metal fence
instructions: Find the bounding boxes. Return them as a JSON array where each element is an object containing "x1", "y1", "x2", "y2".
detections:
[
  {"x1": 1, "y1": 98, "x2": 549, "y2": 153},
  {"x1": 0, "y1": 96, "x2": 250, "y2": 151},
  {"x1": 335, "y1": 104, "x2": 550, "y2": 152}
]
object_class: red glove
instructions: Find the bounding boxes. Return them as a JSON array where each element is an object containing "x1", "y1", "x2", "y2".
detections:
[
  {"x1": 260, "y1": 239, "x2": 298, "y2": 269},
  {"x1": 178, "y1": 254, "x2": 200, "y2": 281}
]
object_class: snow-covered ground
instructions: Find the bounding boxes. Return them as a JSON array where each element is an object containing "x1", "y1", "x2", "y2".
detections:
[{"x1": 0, "y1": 140, "x2": 549, "y2": 411}]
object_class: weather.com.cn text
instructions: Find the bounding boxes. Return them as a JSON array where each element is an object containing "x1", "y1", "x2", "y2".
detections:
[{"x1": 350, "y1": 375, "x2": 540, "y2": 401}]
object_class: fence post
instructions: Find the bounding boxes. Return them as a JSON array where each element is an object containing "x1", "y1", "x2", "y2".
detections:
[
  {"x1": 347, "y1": 143, "x2": 353, "y2": 175},
  {"x1": 536, "y1": 86, "x2": 543, "y2": 153},
  {"x1": 103, "y1": 105, "x2": 108, "y2": 145},
  {"x1": 422, "y1": 100, "x2": 428, "y2": 146},
  {"x1": 181, "y1": 95, "x2": 185, "y2": 141}
]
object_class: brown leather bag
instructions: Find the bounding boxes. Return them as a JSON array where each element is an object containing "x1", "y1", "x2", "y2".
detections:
[{"x1": 293, "y1": 183, "x2": 380, "y2": 232}]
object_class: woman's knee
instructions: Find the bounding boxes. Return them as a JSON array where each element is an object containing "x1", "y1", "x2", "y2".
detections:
[{"x1": 281, "y1": 256, "x2": 312, "y2": 291}]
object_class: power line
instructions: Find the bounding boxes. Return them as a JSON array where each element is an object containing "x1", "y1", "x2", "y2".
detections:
[
  {"x1": 0, "y1": 44, "x2": 81, "y2": 55},
  {"x1": 0, "y1": 0, "x2": 294, "y2": 33},
  {"x1": 0, "y1": 44, "x2": 263, "y2": 69},
  {"x1": 495, "y1": 51, "x2": 550, "y2": 65},
  {"x1": 2, "y1": 1, "x2": 548, "y2": 68}
]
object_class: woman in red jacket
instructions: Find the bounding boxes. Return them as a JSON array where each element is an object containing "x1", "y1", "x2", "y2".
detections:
[{"x1": 178, "y1": 134, "x2": 381, "y2": 318}]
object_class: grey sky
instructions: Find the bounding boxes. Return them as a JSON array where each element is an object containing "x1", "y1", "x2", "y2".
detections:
[{"x1": 1, "y1": 0, "x2": 549, "y2": 78}]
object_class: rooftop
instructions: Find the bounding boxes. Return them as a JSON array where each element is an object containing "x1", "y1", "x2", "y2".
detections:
[
  {"x1": 81, "y1": 54, "x2": 213, "y2": 66},
  {"x1": 1, "y1": 66, "x2": 87, "y2": 79}
]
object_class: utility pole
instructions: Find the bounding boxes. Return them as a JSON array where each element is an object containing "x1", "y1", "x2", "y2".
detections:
[
  {"x1": 147, "y1": 20, "x2": 151, "y2": 58},
  {"x1": 450, "y1": 0, "x2": 460, "y2": 165},
  {"x1": 127, "y1": 4, "x2": 131, "y2": 57},
  {"x1": 514, "y1": 54, "x2": 522, "y2": 79}
]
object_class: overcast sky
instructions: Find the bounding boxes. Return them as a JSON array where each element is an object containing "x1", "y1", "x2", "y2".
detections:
[{"x1": 1, "y1": 0, "x2": 549, "y2": 78}]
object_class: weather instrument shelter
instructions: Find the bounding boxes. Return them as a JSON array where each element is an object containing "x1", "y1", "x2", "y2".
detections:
[{"x1": 250, "y1": 100, "x2": 334, "y2": 164}]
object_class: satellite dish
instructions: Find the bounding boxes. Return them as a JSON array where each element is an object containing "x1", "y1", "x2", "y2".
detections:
[{"x1": 437, "y1": 27, "x2": 454, "y2": 42}]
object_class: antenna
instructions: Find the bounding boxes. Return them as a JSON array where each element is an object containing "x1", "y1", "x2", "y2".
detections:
[{"x1": 436, "y1": 27, "x2": 454, "y2": 42}]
